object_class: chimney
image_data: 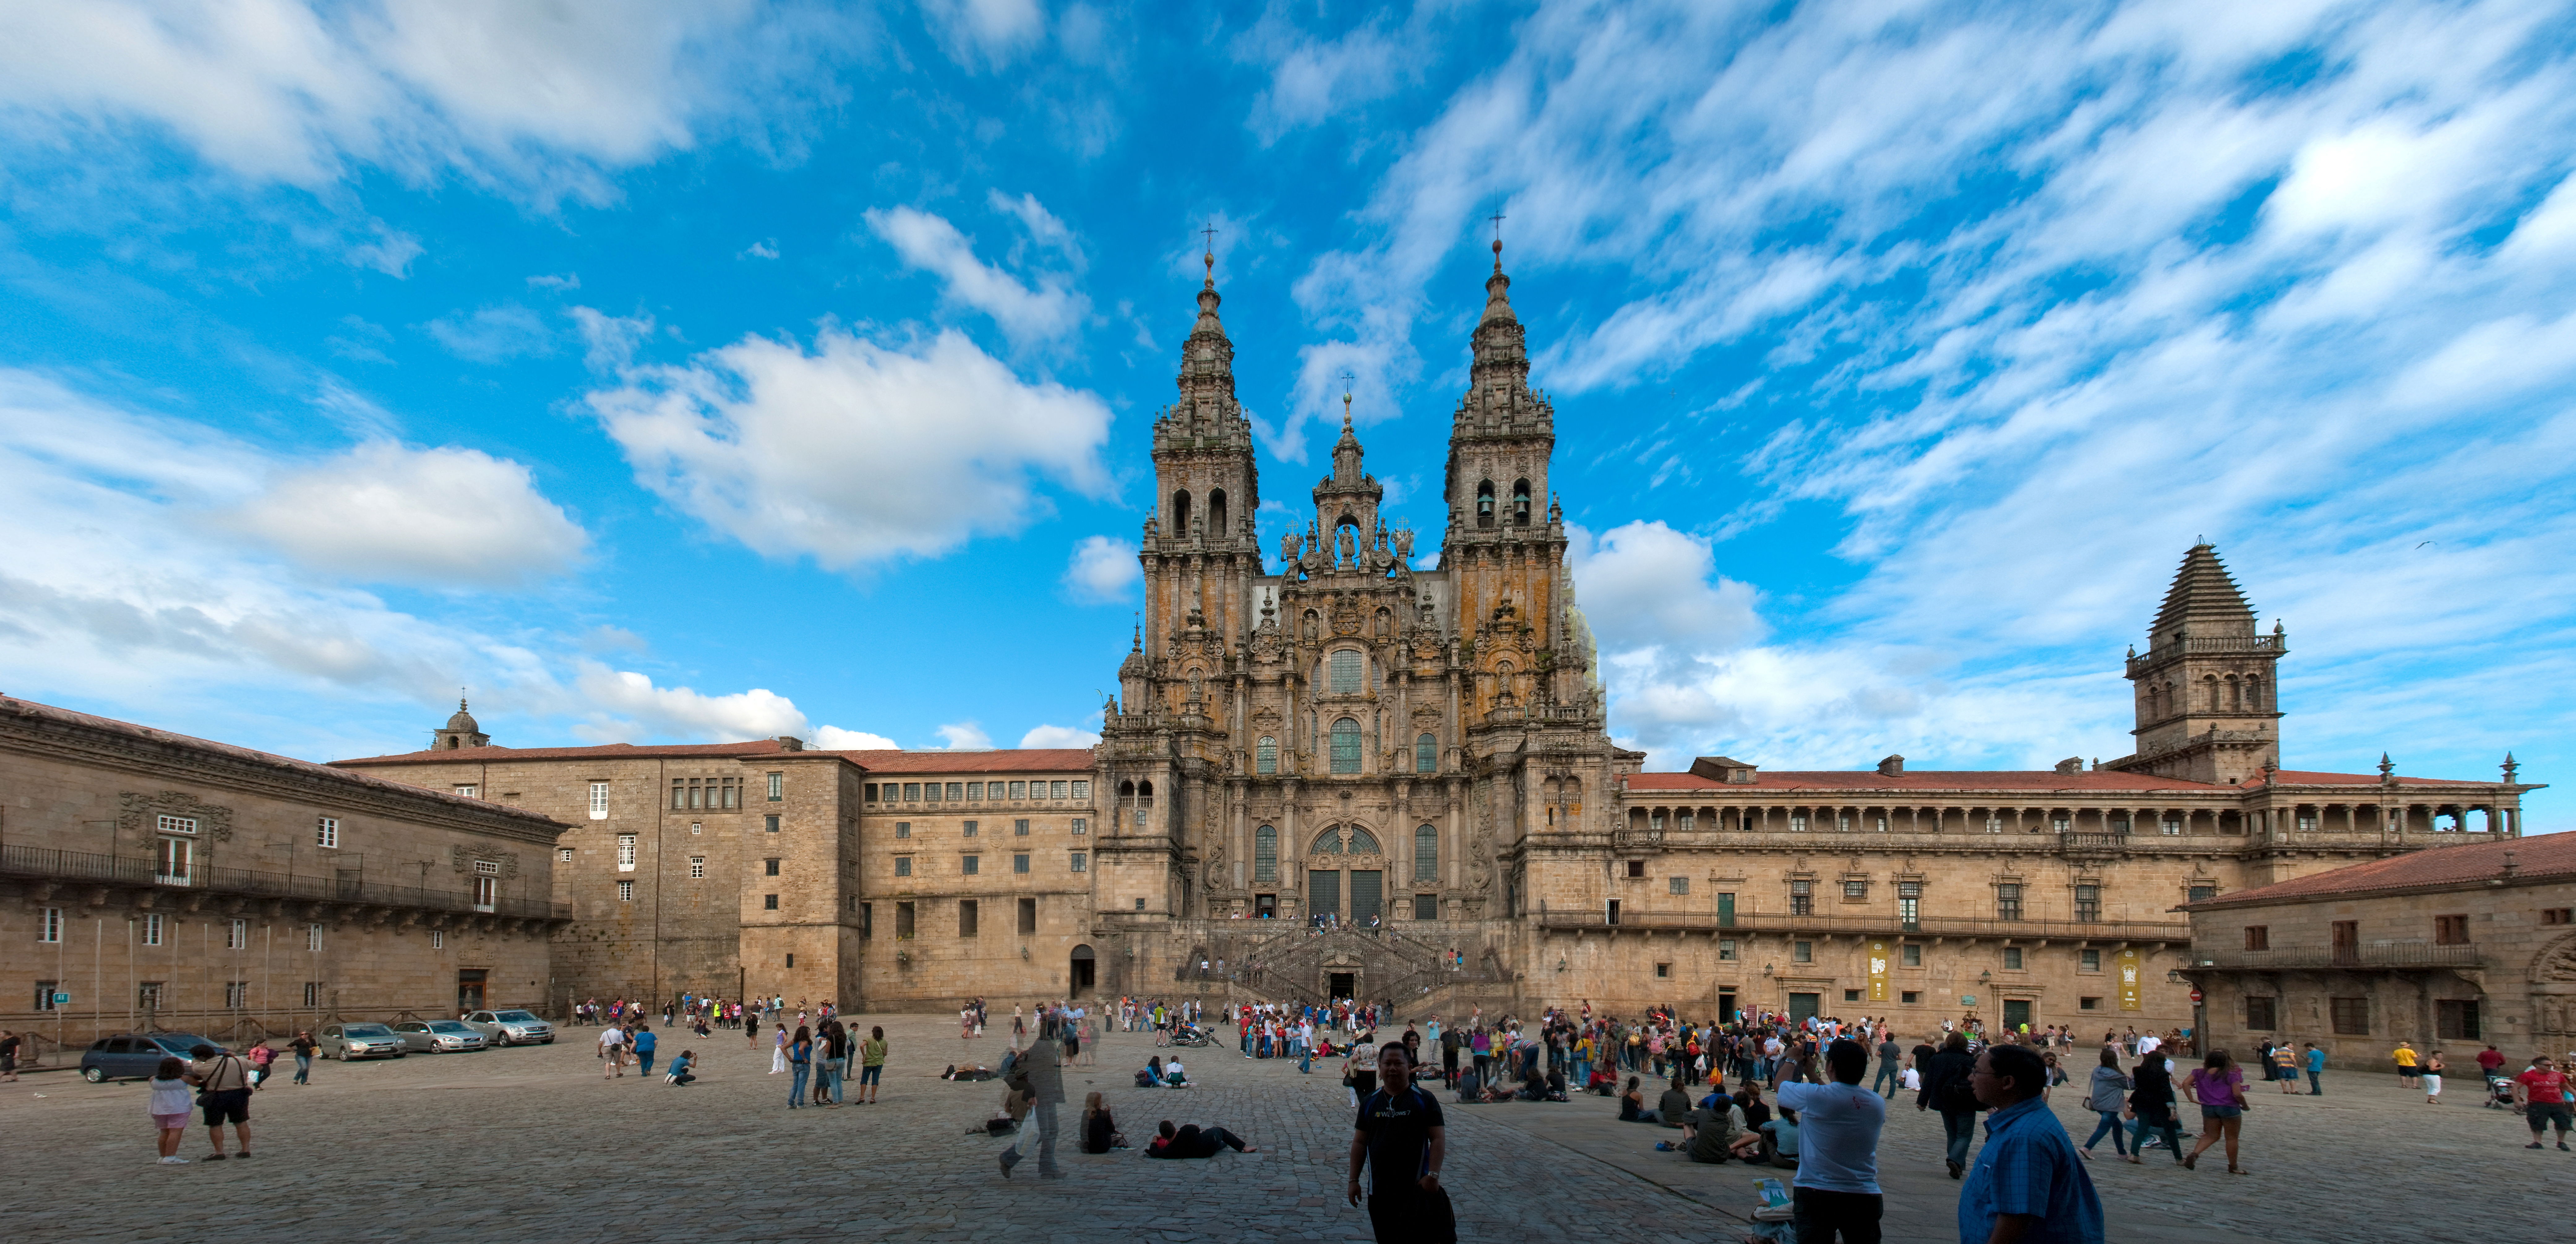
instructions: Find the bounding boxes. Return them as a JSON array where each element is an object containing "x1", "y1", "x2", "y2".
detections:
[
  {"x1": 1877, "y1": 755, "x2": 1904, "y2": 776},
  {"x1": 2054, "y1": 757, "x2": 2084, "y2": 774},
  {"x1": 775, "y1": 736, "x2": 805, "y2": 752},
  {"x1": 2502, "y1": 850, "x2": 2518, "y2": 878}
]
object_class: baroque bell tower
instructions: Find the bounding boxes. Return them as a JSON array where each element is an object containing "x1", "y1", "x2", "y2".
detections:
[
  {"x1": 1140, "y1": 245, "x2": 1263, "y2": 682},
  {"x1": 2112, "y1": 542, "x2": 2286, "y2": 784}
]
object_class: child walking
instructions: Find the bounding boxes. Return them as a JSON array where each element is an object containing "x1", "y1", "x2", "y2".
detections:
[{"x1": 148, "y1": 1057, "x2": 192, "y2": 1165}]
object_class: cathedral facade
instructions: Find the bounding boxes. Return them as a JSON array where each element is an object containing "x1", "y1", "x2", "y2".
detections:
[{"x1": 316, "y1": 247, "x2": 2536, "y2": 1041}]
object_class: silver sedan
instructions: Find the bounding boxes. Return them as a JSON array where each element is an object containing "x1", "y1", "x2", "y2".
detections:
[
  {"x1": 391, "y1": 1020, "x2": 488, "y2": 1053},
  {"x1": 320, "y1": 1023, "x2": 407, "y2": 1061}
]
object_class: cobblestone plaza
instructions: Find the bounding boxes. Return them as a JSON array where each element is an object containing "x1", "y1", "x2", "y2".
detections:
[{"x1": 8, "y1": 1015, "x2": 2560, "y2": 1242}]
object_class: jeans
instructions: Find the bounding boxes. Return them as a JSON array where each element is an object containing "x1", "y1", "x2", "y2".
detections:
[
  {"x1": 638, "y1": 1051, "x2": 655, "y2": 1076},
  {"x1": 293, "y1": 1053, "x2": 311, "y2": 1084},
  {"x1": 1940, "y1": 1109, "x2": 1978, "y2": 1168},
  {"x1": 2083, "y1": 1110, "x2": 2128, "y2": 1154},
  {"x1": 788, "y1": 1062, "x2": 810, "y2": 1108},
  {"x1": 2307, "y1": 1070, "x2": 2322, "y2": 1094},
  {"x1": 1574, "y1": 1060, "x2": 1592, "y2": 1089},
  {"x1": 1005, "y1": 1099, "x2": 1061, "y2": 1173},
  {"x1": 819, "y1": 1058, "x2": 844, "y2": 1103},
  {"x1": 1299, "y1": 1047, "x2": 1312, "y2": 1074},
  {"x1": 1872, "y1": 1062, "x2": 1901, "y2": 1097},
  {"x1": 2129, "y1": 1114, "x2": 2181, "y2": 1157},
  {"x1": 1792, "y1": 1186, "x2": 1883, "y2": 1244}
]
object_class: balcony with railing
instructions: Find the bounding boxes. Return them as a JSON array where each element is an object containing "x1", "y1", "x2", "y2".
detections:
[
  {"x1": 2187, "y1": 941, "x2": 2482, "y2": 971},
  {"x1": 2126, "y1": 631, "x2": 2286, "y2": 676},
  {"x1": 0, "y1": 844, "x2": 569, "y2": 921},
  {"x1": 1535, "y1": 907, "x2": 2183, "y2": 942}
]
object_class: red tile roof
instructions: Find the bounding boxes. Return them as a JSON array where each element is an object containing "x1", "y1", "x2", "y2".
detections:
[
  {"x1": 336, "y1": 740, "x2": 797, "y2": 766},
  {"x1": 2193, "y1": 831, "x2": 2576, "y2": 907},
  {"x1": 830, "y1": 749, "x2": 1097, "y2": 773},
  {"x1": 2, "y1": 696, "x2": 560, "y2": 826},
  {"x1": 1625, "y1": 770, "x2": 2220, "y2": 793}
]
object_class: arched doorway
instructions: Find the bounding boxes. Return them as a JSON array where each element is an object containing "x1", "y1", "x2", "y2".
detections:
[{"x1": 1070, "y1": 944, "x2": 1096, "y2": 996}]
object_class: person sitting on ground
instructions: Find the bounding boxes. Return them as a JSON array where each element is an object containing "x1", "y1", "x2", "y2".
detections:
[
  {"x1": 1163, "y1": 1056, "x2": 1190, "y2": 1087},
  {"x1": 1655, "y1": 1076, "x2": 1694, "y2": 1128},
  {"x1": 1621, "y1": 1075, "x2": 1661, "y2": 1122},
  {"x1": 1080, "y1": 1091, "x2": 1127, "y2": 1153},
  {"x1": 1145, "y1": 1119, "x2": 1260, "y2": 1157},
  {"x1": 1139, "y1": 1056, "x2": 1164, "y2": 1088},
  {"x1": 1682, "y1": 1094, "x2": 1739, "y2": 1163},
  {"x1": 943, "y1": 1063, "x2": 997, "y2": 1081},
  {"x1": 1732, "y1": 1105, "x2": 1800, "y2": 1169},
  {"x1": 666, "y1": 1050, "x2": 696, "y2": 1086}
]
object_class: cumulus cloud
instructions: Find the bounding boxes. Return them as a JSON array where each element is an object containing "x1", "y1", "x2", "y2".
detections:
[
  {"x1": 581, "y1": 317, "x2": 1114, "y2": 570},
  {"x1": 424, "y1": 304, "x2": 556, "y2": 363},
  {"x1": 865, "y1": 203, "x2": 1087, "y2": 346},
  {"x1": 225, "y1": 442, "x2": 588, "y2": 587},
  {"x1": 813, "y1": 724, "x2": 900, "y2": 750},
  {"x1": 1020, "y1": 724, "x2": 1100, "y2": 749},
  {"x1": 934, "y1": 721, "x2": 993, "y2": 749},
  {"x1": 1233, "y1": 7, "x2": 1417, "y2": 144},
  {"x1": 1062, "y1": 534, "x2": 1138, "y2": 603},
  {"x1": 568, "y1": 664, "x2": 804, "y2": 743},
  {"x1": 1567, "y1": 522, "x2": 1764, "y2": 658}
]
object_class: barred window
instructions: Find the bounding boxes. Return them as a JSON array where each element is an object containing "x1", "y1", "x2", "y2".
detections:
[
  {"x1": 1330, "y1": 718, "x2": 1361, "y2": 774},
  {"x1": 1996, "y1": 883, "x2": 2024, "y2": 921},
  {"x1": 1790, "y1": 879, "x2": 1814, "y2": 916},
  {"x1": 1414, "y1": 824, "x2": 1437, "y2": 880},
  {"x1": 1257, "y1": 736, "x2": 1278, "y2": 774},
  {"x1": 689, "y1": 856, "x2": 706, "y2": 879},
  {"x1": 1255, "y1": 825, "x2": 1278, "y2": 883}
]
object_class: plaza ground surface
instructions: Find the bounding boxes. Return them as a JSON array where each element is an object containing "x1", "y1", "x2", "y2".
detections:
[{"x1": 4, "y1": 1014, "x2": 2561, "y2": 1242}]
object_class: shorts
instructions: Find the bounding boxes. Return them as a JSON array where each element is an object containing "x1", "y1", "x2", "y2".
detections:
[
  {"x1": 152, "y1": 1112, "x2": 190, "y2": 1130},
  {"x1": 860, "y1": 1065, "x2": 882, "y2": 1085},
  {"x1": 2528, "y1": 1101, "x2": 2574, "y2": 1132},
  {"x1": 202, "y1": 1088, "x2": 251, "y2": 1127},
  {"x1": 2199, "y1": 1104, "x2": 2243, "y2": 1121}
]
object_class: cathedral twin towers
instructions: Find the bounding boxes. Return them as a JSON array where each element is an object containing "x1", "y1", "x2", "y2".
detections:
[{"x1": 1092, "y1": 239, "x2": 1613, "y2": 929}]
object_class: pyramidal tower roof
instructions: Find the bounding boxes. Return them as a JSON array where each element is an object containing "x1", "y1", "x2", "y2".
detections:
[{"x1": 2150, "y1": 542, "x2": 2257, "y2": 640}]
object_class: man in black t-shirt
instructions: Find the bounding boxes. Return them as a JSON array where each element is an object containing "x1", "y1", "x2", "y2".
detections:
[
  {"x1": 1874, "y1": 1034, "x2": 1904, "y2": 1097},
  {"x1": 1349, "y1": 1043, "x2": 1451, "y2": 1243}
]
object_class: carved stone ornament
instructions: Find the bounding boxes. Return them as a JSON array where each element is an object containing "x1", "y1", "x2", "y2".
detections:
[
  {"x1": 120, "y1": 791, "x2": 233, "y2": 842},
  {"x1": 450, "y1": 845, "x2": 521, "y2": 878},
  {"x1": 1331, "y1": 596, "x2": 1364, "y2": 636}
]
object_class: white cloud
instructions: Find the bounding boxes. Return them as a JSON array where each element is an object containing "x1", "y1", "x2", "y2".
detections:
[
  {"x1": 225, "y1": 441, "x2": 588, "y2": 587},
  {"x1": 813, "y1": 724, "x2": 899, "y2": 750},
  {"x1": 1235, "y1": 8, "x2": 1413, "y2": 144},
  {"x1": 920, "y1": 0, "x2": 1046, "y2": 69},
  {"x1": 1567, "y1": 521, "x2": 1765, "y2": 658},
  {"x1": 0, "y1": 0, "x2": 861, "y2": 204},
  {"x1": 581, "y1": 318, "x2": 1114, "y2": 570},
  {"x1": 569, "y1": 664, "x2": 805, "y2": 744},
  {"x1": 527, "y1": 272, "x2": 581, "y2": 291},
  {"x1": 988, "y1": 190, "x2": 1082, "y2": 268},
  {"x1": 865, "y1": 203, "x2": 1087, "y2": 346},
  {"x1": 740, "y1": 239, "x2": 780, "y2": 259},
  {"x1": 1020, "y1": 723, "x2": 1100, "y2": 749},
  {"x1": 424, "y1": 304, "x2": 556, "y2": 363},
  {"x1": 934, "y1": 721, "x2": 993, "y2": 749},
  {"x1": 1062, "y1": 534, "x2": 1138, "y2": 603}
]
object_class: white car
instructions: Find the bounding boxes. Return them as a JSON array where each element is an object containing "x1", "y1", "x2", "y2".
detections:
[
  {"x1": 461, "y1": 1009, "x2": 555, "y2": 1046},
  {"x1": 392, "y1": 1020, "x2": 488, "y2": 1053}
]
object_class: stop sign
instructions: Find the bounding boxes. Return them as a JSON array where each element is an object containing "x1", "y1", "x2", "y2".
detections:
[{"x1": 2188, "y1": 988, "x2": 2204, "y2": 1004}]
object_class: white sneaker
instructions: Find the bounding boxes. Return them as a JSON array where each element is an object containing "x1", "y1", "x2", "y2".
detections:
[{"x1": 159, "y1": 1156, "x2": 190, "y2": 1165}]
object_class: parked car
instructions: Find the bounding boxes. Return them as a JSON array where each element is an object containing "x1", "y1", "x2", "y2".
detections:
[
  {"x1": 460, "y1": 1009, "x2": 555, "y2": 1046},
  {"x1": 320, "y1": 1023, "x2": 407, "y2": 1060},
  {"x1": 391, "y1": 1020, "x2": 488, "y2": 1053},
  {"x1": 78, "y1": 1032, "x2": 219, "y2": 1082}
]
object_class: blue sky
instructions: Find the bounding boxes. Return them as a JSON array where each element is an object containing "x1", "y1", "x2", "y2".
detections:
[{"x1": 2, "y1": 1, "x2": 2570, "y2": 825}]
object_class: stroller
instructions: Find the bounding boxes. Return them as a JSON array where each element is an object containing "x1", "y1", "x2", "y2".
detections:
[
  {"x1": 1169, "y1": 1024, "x2": 1214, "y2": 1048},
  {"x1": 2488, "y1": 1074, "x2": 2522, "y2": 1112}
]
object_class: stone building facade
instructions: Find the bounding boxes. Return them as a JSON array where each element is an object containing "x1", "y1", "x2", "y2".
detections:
[
  {"x1": 0, "y1": 696, "x2": 567, "y2": 1053},
  {"x1": 2183, "y1": 831, "x2": 2576, "y2": 1067},
  {"x1": 328, "y1": 247, "x2": 2538, "y2": 1031}
]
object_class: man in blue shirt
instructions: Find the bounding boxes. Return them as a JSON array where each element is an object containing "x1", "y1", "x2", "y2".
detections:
[
  {"x1": 631, "y1": 1025, "x2": 657, "y2": 1077},
  {"x1": 1778, "y1": 1039, "x2": 1888, "y2": 1242},
  {"x1": 2303, "y1": 1043, "x2": 2325, "y2": 1095},
  {"x1": 1960, "y1": 1044, "x2": 2102, "y2": 1244}
]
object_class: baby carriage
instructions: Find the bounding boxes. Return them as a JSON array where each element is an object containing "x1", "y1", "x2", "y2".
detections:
[
  {"x1": 1169, "y1": 1024, "x2": 1214, "y2": 1048},
  {"x1": 2488, "y1": 1074, "x2": 2522, "y2": 1112}
]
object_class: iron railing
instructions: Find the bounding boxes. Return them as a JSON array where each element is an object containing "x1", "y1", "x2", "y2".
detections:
[
  {"x1": 0, "y1": 844, "x2": 569, "y2": 921},
  {"x1": 2189, "y1": 942, "x2": 2482, "y2": 970}
]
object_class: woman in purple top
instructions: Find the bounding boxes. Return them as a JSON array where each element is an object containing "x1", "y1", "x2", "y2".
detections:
[{"x1": 2180, "y1": 1049, "x2": 2249, "y2": 1174}]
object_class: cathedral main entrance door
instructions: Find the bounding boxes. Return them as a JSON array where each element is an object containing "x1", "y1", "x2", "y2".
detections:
[
  {"x1": 1330, "y1": 972, "x2": 1355, "y2": 1000},
  {"x1": 1350, "y1": 871, "x2": 1383, "y2": 924}
]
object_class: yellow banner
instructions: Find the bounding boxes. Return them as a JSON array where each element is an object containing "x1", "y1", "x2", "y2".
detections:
[
  {"x1": 1867, "y1": 939, "x2": 1891, "y2": 1003},
  {"x1": 2117, "y1": 947, "x2": 2143, "y2": 1011}
]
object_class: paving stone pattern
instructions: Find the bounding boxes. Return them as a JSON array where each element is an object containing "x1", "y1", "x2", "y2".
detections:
[{"x1": 2, "y1": 1017, "x2": 2562, "y2": 1242}]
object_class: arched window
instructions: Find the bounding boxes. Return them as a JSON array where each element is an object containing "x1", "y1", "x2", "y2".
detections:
[
  {"x1": 1208, "y1": 488, "x2": 1228, "y2": 536},
  {"x1": 1255, "y1": 736, "x2": 1277, "y2": 774},
  {"x1": 1329, "y1": 649, "x2": 1362, "y2": 693},
  {"x1": 1254, "y1": 825, "x2": 1277, "y2": 882},
  {"x1": 1330, "y1": 718, "x2": 1361, "y2": 773},
  {"x1": 2245, "y1": 676, "x2": 2262, "y2": 710},
  {"x1": 1415, "y1": 732, "x2": 1436, "y2": 774},
  {"x1": 1312, "y1": 828, "x2": 1343, "y2": 855},
  {"x1": 1414, "y1": 824, "x2": 1438, "y2": 878},
  {"x1": 2226, "y1": 675, "x2": 2241, "y2": 710},
  {"x1": 1171, "y1": 490, "x2": 1192, "y2": 535},
  {"x1": 1346, "y1": 827, "x2": 1379, "y2": 854},
  {"x1": 1512, "y1": 478, "x2": 1532, "y2": 525},
  {"x1": 1475, "y1": 480, "x2": 1495, "y2": 527},
  {"x1": 2205, "y1": 675, "x2": 2222, "y2": 711}
]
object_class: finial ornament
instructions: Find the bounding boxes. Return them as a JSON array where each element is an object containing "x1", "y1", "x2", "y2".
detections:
[
  {"x1": 1487, "y1": 208, "x2": 1506, "y2": 271},
  {"x1": 1200, "y1": 222, "x2": 1217, "y2": 286},
  {"x1": 2378, "y1": 752, "x2": 2395, "y2": 781},
  {"x1": 2504, "y1": 752, "x2": 2520, "y2": 783}
]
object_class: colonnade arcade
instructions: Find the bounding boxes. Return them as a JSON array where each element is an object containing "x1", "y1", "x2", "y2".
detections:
[{"x1": 1618, "y1": 800, "x2": 2518, "y2": 838}]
